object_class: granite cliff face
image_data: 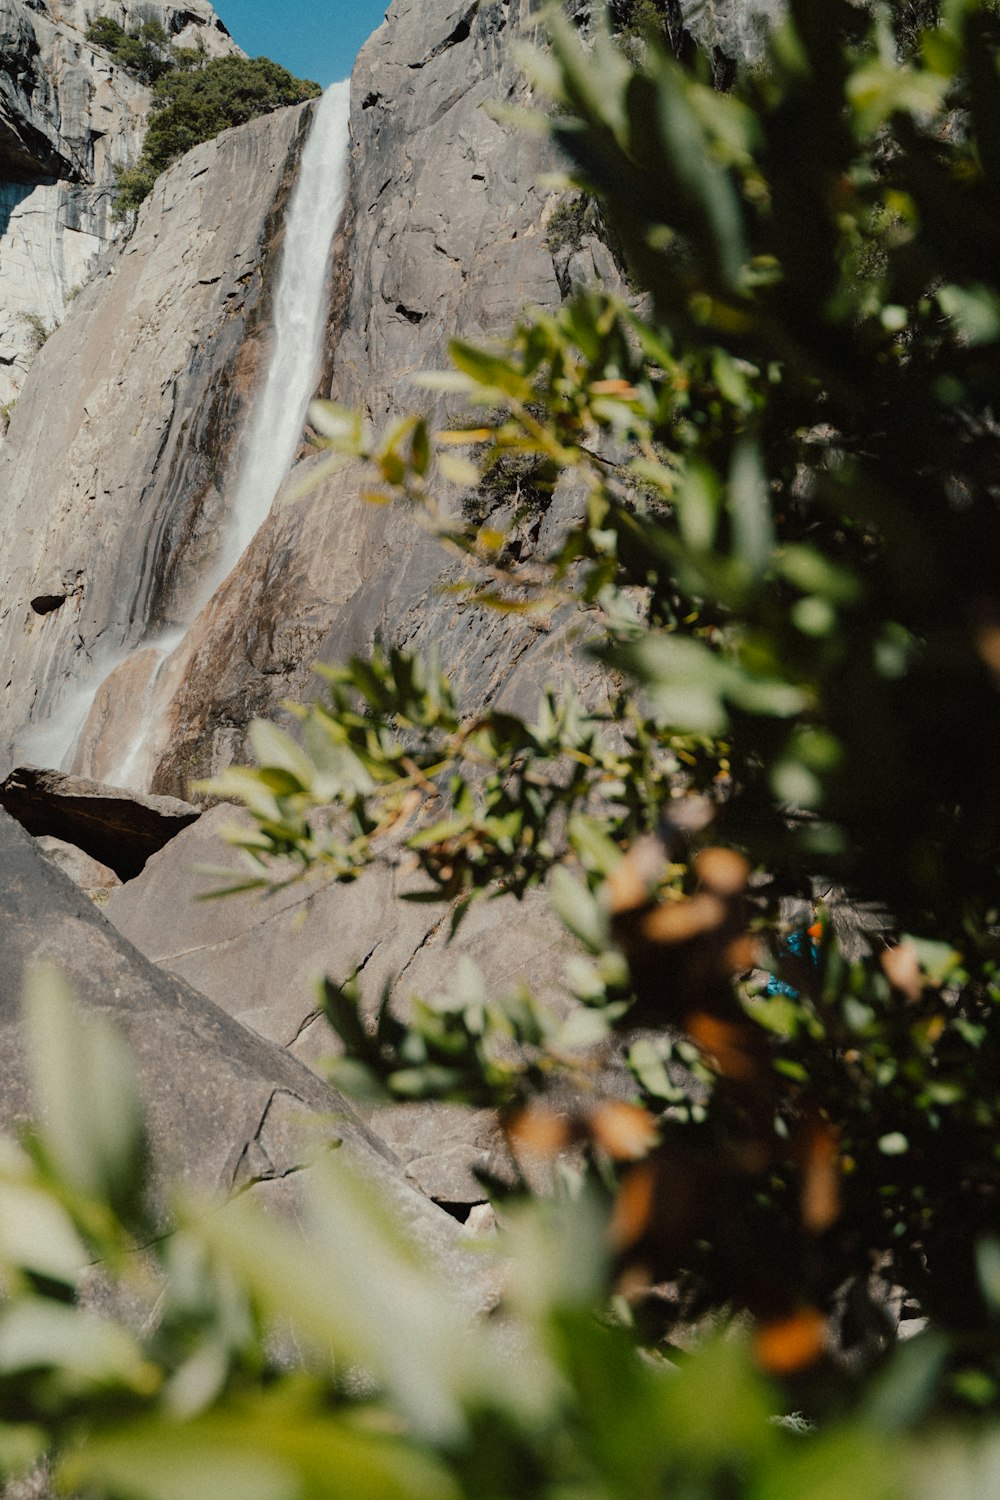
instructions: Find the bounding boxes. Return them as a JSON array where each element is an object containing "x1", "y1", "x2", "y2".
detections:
[
  {"x1": 0, "y1": 0, "x2": 239, "y2": 408},
  {"x1": 0, "y1": 0, "x2": 783, "y2": 789},
  {"x1": 0, "y1": 101, "x2": 314, "y2": 771},
  {"x1": 0, "y1": 0, "x2": 781, "y2": 1227}
]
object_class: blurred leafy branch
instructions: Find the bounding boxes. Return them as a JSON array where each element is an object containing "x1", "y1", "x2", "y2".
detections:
[
  {"x1": 0, "y1": 964, "x2": 957, "y2": 1500},
  {"x1": 197, "y1": 0, "x2": 1000, "y2": 1421},
  {"x1": 5, "y1": 0, "x2": 1000, "y2": 1493}
]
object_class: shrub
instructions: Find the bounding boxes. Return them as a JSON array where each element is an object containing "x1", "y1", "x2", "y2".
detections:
[
  {"x1": 141, "y1": 56, "x2": 321, "y2": 178},
  {"x1": 214, "y1": 0, "x2": 1000, "y2": 1421},
  {"x1": 86, "y1": 16, "x2": 175, "y2": 84},
  {"x1": 20, "y1": 311, "x2": 55, "y2": 353},
  {"x1": 109, "y1": 53, "x2": 321, "y2": 219}
]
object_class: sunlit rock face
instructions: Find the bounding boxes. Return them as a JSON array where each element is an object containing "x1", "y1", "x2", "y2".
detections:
[
  {"x1": 0, "y1": 0, "x2": 240, "y2": 407},
  {"x1": 679, "y1": 0, "x2": 785, "y2": 69},
  {"x1": 0, "y1": 102, "x2": 311, "y2": 773},
  {"x1": 0, "y1": 0, "x2": 783, "y2": 1248},
  {"x1": 141, "y1": 0, "x2": 579, "y2": 798},
  {"x1": 0, "y1": 0, "x2": 784, "y2": 794}
]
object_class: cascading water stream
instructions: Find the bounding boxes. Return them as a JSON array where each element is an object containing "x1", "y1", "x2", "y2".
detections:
[
  {"x1": 216, "y1": 78, "x2": 352, "y2": 573},
  {"x1": 25, "y1": 82, "x2": 352, "y2": 789}
]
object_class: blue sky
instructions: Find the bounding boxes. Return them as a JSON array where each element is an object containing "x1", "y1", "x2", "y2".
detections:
[{"x1": 214, "y1": 1, "x2": 389, "y2": 87}]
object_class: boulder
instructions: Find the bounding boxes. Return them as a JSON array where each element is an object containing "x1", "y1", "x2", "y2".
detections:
[
  {"x1": 0, "y1": 765, "x2": 199, "y2": 879},
  {"x1": 0, "y1": 807, "x2": 497, "y2": 1298},
  {"x1": 104, "y1": 803, "x2": 577, "y2": 1063},
  {"x1": 35, "y1": 834, "x2": 120, "y2": 898}
]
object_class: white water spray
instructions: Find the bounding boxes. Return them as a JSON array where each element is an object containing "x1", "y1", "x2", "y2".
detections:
[
  {"x1": 24, "y1": 83, "x2": 352, "y2": 786},
  {"x1": 223, "y1": 79, "x2": 351, "y2": 568}
]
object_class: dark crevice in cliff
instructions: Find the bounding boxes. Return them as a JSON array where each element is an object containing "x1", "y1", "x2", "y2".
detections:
[{"x1": 29, "y1": 594, "x2": 67, "y2": 616}]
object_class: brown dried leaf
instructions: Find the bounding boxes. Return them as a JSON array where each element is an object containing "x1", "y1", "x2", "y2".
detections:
[
  {"x1": 505, "y1": 1105, "x2": 572, "y2": 1161},
  {"x1": 881, "y1": 942, "x2": 923, "y2": 1002},
  {"x1": 724, "y1": 933, "x2": 762, "y2": 974},
  {"x1": 684, "y1": 1011, "x2": 760, "y2": 1082},
  {"x1": 694, "y1": 846, "x2": 750, "y2": 897},
  {"x1": 608, "y1": 1161, "x2": 657, "y2": 1252},
  {"x1": 604, "y1": 835, "x2": 666, "y2": 916},
  {"x1": 588, "y1": 1101, "x2": 658, "y2": 1161},
  {"x1": 754, "y1": 1307, "x2": 826, "y2": 1374},
  {"x1": 799, "y1": 1120, "x2": 841, "y2": 1234},
  {"x1": 640, "y1": 893, "x2": 727, "y2": 946}
]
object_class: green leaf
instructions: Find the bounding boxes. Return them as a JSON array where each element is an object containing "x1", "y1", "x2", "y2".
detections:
[
  {"x1": 936, "y1": 283, "x2": 1000, "y2": 345},
  {"x1": 628, "y1": 1037, "x2": 676, "y2": 1100},
  {"x1": 23, "y1": 964, "x2": 147, "y2": 1218},
  {"x1": 406, "y1": 817, "x2": 469, "y2": 850},
  {"x1": 0, "y1": 1303, "x2": 156, "y2": 1392},
  {"x1": 550, "y1": 866, "x2": 608, "y2": 953},
  {"x1": 248, "y1": 719, "x2": 316, "y2": 787},
  {"x1": 567, "y1": 814, "x2": 623, "y2": 877},
  {"x1": 728, "y1": 437, "x2": 773, "y2": 583},
  {"x1": 192, "y1": 1157, "x2": 523, "y2": 1441},
  {"x1": 0, "y1": 1148, "x2": 89, "y2": 1284},
  {"x1": 776, "y1": 545, "x2": 859, "y2": 603},
  {"x1": 449, "y1": 340, "x2": 534, "y2": 402},
  {"x1": 616, "y1": 633, "x2": 729, "y2": 735},
  {"x1": 64, "y1": 1402, "x2": 460, "y2": 1500},
  {"x1": 902, "y1": 936, "x2": 962, "y2": 986},
  {"x1": 977, "y1": 1238, "x2": 1000, "y2": 1314}
]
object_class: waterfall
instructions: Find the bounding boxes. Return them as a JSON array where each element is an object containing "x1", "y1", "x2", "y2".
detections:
[
  {"x1": 22, "y1": 82, "x2": 352, "y2": 787},
  {"x1": 220, "y1": 79, "x2": 351, "y2": 570}
]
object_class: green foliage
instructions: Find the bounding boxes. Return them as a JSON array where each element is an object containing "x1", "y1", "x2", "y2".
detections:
[
  {"x1": 0, "y1": 965, "x2": 987, "y2": 1499},
  {"x1": 20, "y1": 311, "x2": 55, "y2": 354},
  {"x1": 142, "y1": 58, "x2": 322, "y2": 177},
  {"x1": 16, "y1": 0, "x2": 1000, "y2": 1490},
  {"x1": 86, "y1": 17, "x2": 176, "y2": 84},
  {"x1": 544, "y1": 191, "x2": 603, "y2": 255},
  {"x1": 111, "y1": 54, "x2": 321, "y2": 218},
  {"x1": 210, "y1": 0, "x2": 1000, "y2": 1425},
  {"x1": 113, "y1": 162, "x2": 159, "y2": 220}
]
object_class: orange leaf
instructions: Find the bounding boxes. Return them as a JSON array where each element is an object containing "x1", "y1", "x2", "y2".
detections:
[
  {"x1": 799, "y1": 1120, "x2": 841, "y2": 1234},
  {"x1": 590, "y1": 379, "x2": 639, "y2": 397},
  {"x1": 506, "y1": 1105, "x2": 572, "y2": 1161},
  {"x1": 754, "y1": 1307, "x2": 826, "y2": 1374},
  {"x1": 604, "y1": 836, "x2": 666, "y2": 916},
  {"x1": 694, "y1": 847, "x2": 750, "y2": 897},
  {"x1": 589, "y1": 1101, "x2": 658, "y2": 1161},
  {"x1": 608, "y1": 1161, "x2": 657, "y2": 1252},
  {"x1": 724, "y1": 933, "x2": 761, "y2": 974},
  {"x1": 641, "y1": 893, "x2": 726, "y2": 947},
  {"x1": 685, "y1": 1012, "x2": 759, "y2": 1081},
  {"x1": 881, "y1": 942, "x2": 923, "y2": 1002}
]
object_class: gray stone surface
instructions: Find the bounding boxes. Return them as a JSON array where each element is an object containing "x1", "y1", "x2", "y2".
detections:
[
  {"x1": 76, "y1": 0, "x2": 588, "y2": 797},
  {"x1": 369, "y1": 1102, "x2": 510, "y2": 1209},
  {"x1": 678, "y1": 0, "x2": 784, "y2": 67},
  {"x1": 0, "y1": 807, "x2": 498, "y2": 1300},
  {"x1": 105, "y1": 803, "x2": 576, "y2": 1061},
  {"x1": 0, "y1": 0, "x2": 785, "y2": 1320},
  {"x1": 0, "y1": 0, "x2": 241, "y2": 406},
  {"x1": 1, "y1": 765, "x2": 199, "y2": 878},
  {"x1": 0, "y1": 99, "x2": 312, "y2": 775},
  {"x1": 35, "y1": 833, "x2": 121, "y2": 897}
]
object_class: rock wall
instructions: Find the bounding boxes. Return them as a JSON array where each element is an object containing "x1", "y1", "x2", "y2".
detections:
[
  {"x1": 0, "y1": 0, "x2": 783, "y2": 790},
  {"x1": 0, "y1": 0, "x2": 239, "y2": 408},
  {"x1": 0, "y1": 0, "x2": 785, "y2": 1259},
  {"x1": 132, "y1": 0, "x2": 596, "y2": 796},
  {"x1": 0, "y1": 100, "x2": 312, "y2": 771}
]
